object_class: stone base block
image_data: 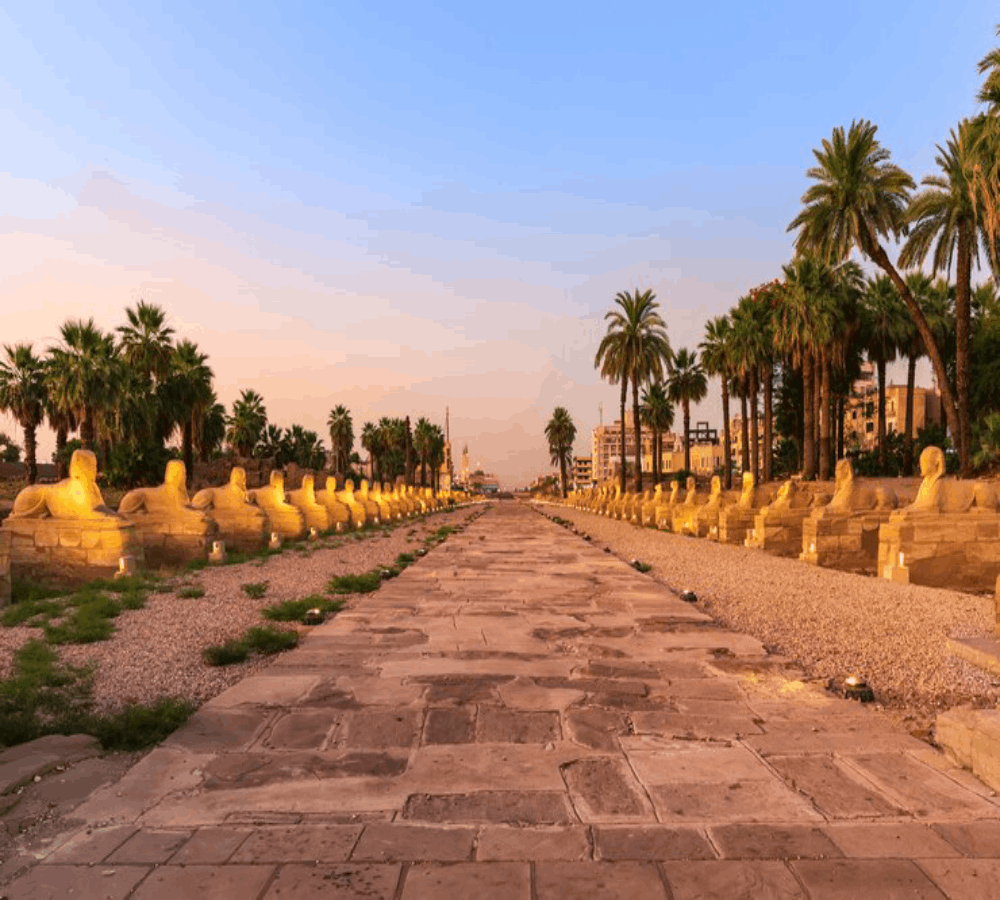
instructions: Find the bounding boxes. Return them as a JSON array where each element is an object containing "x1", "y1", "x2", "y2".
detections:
[
  {"x1": 800, "y1": 511, "x2": 889, "y2": 574},
  {"x1": 260, "y1": 509, "x2": 305, "y2": 540},
  {"x1": 1, "y1": 516, "x2": 145, "y2": 580},
  {"x1": 935, "y1": 706, "x2": 1000, "y2": 793},
  {"x1": 745, "y1": 509, "x2": 812, "y2": 557},
  {"x1": 205, "y1": 511, "x2": 267, "y2": 552},
  {"x1": 123, "y1": 513, "x2": 217, "y2": 567},
  {"x1": 878, "y1": 511, "x2": 1000, "y2": 593},
  {"x1": 716, "y1": 509, "x2": 756, "y2": 545},
  {"x1": 292, "y1": 504, "x2": 330, "y2": 533}
]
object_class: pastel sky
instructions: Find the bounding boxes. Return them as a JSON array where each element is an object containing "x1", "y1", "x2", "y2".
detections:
[{"x1": 1, "y1": 2, "x2": 995, "y2": 487}]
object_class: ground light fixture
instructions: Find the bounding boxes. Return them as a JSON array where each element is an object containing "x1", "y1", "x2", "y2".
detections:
[
  {"x1": 680, "y1": 590, "x2": 698, "y2": 603},
  {"x1": 842, "y1": 675, "x2": 875, "y2": 703},
  {"x1": 269, "y1": 532, "x2": 281, "y2": 550},
  {"x1": 115, "y1": 556, "x2": 135, "y2": 579},
  {"x1": 303, "y1": 608, "x2": 325, "y2": 625}
]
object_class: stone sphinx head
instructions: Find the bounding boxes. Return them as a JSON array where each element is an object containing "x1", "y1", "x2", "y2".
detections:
[
  {"x1": 270, "y1": 470, "x2": 285, "y2": 494},
  {"x1": 653, "y1": 484, "x2": 662, "y2": 501},
  {"x1": 710, "y1": 476, "x2": 721, "y2": 498},
  {"x1": 230, "y1": 467, "x2": 248, "y2": 496},
  {"x1": 360, "y1": 479, "x2": 370, "y2": 497},
  {"x1": 164, "y1": 460, "x2": 187, "y2": 495},
  {"x1": 737, "y1": 472, "x2": 756, "y2": 509},
  {"x1": 300, "y1": 474, "x2": 315, "y2": 498},
  {"x1": 344, "y1": 479, "x2": 355, "y2": 493},
  {"x1": 921, "y1": 446, "x2": 945, "y2": 480}
]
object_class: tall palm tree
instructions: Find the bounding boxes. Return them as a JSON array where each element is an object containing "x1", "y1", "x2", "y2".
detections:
[
  {"x1": 47, "y1": 319, "x2": 114, "y2": 450},
  {"x1": 225, "y1": 389, "x2": 267, "y2": 457},
  {"x1": 900, "y1": 121, "x2": 990, "y2": 475},
  {"x1": 667, "y1": 348, "x2": 708, "y2": 473},
  {"x1": 973, "y1": 28, "x2": 1000, "y2": 278},
  {"x1": 326, "y1": 405, "x2": 354, "y2": 474},
  {"x1": 0, "y1": 344, "x2": 46, "y2": 484},
  {"x1": 545, "y1": 406, "x2": 577, "y2": 498},
  {"x1": 729, "y1": 299, "x2": 767, "y2": 482},
  {"x1": 117, "y1": 301, "x2": 175, "y2": 384},
  {"x1": 788, "y1": 119, "x2": 959, "y2": 460},
  {"x1": 594, "y1": 289, "x2": 672, "y2": 493},
  {"x1": 427, "y1": 424, "x2": 446, "y2": 494},
  {"x1": 641, "y1": 381, "x2": 674, "y2": 486},
  {"x1": 862, "y1": 275, "x2": 907, "y2": 473},
  {"x1": 413, "y1": 417, "x2": 434, "y2": 487},
  {"x1": 166, "y1": 340, "x2": 214, "y2": 483},
  {"x1": 699, "y1": 316, "x2": 733, "y2": 487},
  {"x1": 360, "y1": 422, "x2": 382, "y2": 484},
  {"x1": 195, "y1": 396, "x2": 226, "y2": 462}
]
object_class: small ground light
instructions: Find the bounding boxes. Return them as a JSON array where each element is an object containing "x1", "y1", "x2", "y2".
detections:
[
  {"x1": 842, "y1": 675, "x2": 875, "y2": 703},
  {"x1": 303, "y1": 607, "x2": 325, "y2": 625},
  {"x1": 680, "y1": 590, "x2": 698, "y2": 603},
  {"x1": 115, "y1": 556, "x2": 135, "y2": 579},
  {"x1": 309, "y1": 527, "x2": 319, "y2": 540},
  {"x1": 269, "y1": 532, "x2": 281, "y2": 550}
]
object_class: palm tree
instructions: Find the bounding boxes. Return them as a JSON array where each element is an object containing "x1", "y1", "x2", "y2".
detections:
[
  {"x1": 699, "y1": 316, "x2": 733, "y2": 487},
  {"x1": 166, "y1": 340, "x2": 214, "y2": 482},
  {"x1": 427, "y1": 424, "x2": 446, "y2": 494},
  {"x1": 0, "y1": 344, "x2": 46, "y2": 484},
  {"x1": 117, "y1": 301, "x2": 175, "y2": 383},
  {"x1": 258, "y1": 424, "x2": 286, "y2": 462},
  {"x1": 900, "y1": 121, "x2": 990, "y2": 475},
  {"x1": 667, "y1": 348, "x2": 708, "y2": 473},
  {"x1": 594, "y1": 289, "x2": 672, "y2": 493},
  {"x1": 862, "y1": 276, "x2": 907, "y2": 473},
  {"x1": 973, "y1": 28, "x2": 1000, "y2": 278},
  {"x1": 729, "y1": 299, "x2": 767, "y2": 482},
  {"x1": 47, "y1": 319, "x2": 114, "y2": 450},
  {"x1": 195, "y1": 397, "x2": 226, "y2": 462},
  {"x1": 361, "y1": 422, "x2": 382, "y2": 484},
  {"x1": 326, "y1": 405, "x2": 353, "y2": 475},
  {"x1": 641, "y1": 381, "x2": 674, "y2": 486},
  {"x1": 545, "y1": 407, "x2": 577, "y2": 498},
  {"x1": 226, "y1": 389, "x2": 267, "y2": 457},
  {"x1": 413, "y1": 417, "x2": 434, "y2": 487},
  {"x1": 43, "y1": 377, "x2": 76, "y2": 479},
  {"x1": 789, "y1": 120, "x2": 959, "y2": 467},
  {"x1": 897, "y1": 273, "x2": 940, "y2": 474}
]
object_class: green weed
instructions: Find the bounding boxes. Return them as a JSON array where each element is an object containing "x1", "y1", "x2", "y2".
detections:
[
  {"x1": 326, "y1": 572, "x2": 382, "y2": 594},
  {"x1": 262, "y1": 596, "x2": 344, "y2": 622},
  {"x1": 177, "y1": 585, "x2": 205, "y2": 599},
  {"x1": 241, "y1": 581, "x2": 269, "y2": 599}
]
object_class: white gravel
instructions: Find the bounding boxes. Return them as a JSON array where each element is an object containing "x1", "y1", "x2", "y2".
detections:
[
  {"x1": 539, "y1": 502, "x2": 1000, "y2": 721},
  {"x1": 0, "y1": 507, "x2": 477, "y2": 711}
]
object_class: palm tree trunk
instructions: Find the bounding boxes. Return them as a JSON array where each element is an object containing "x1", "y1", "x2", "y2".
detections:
[
  {"x1": 405, "y1": 417, "x2": 413, "y2": 487},
  {"x1": 55, "y1": 426, "x2": 68, "y2": 479},
  {"x1": 632, "y1": 379, "x2": 642, "y2": 493},
  {"x1": 865, "y1": 228, "x2": 959, "y2": 451},
  {"x1": 81, "y1": 407, "x2": 95, "y2": 451},
  {"x1": 750, "y1": 369, "x2": 760, "y2": 484},
  {"x1": 560, "y1": 450, "x2": 568, "y2": 498},
  {"x1": 740, "y1": 392, "x2": 750, "y2": 475},
  {"x1": 812, "y1": 355, "x2": 821, "y2": 476},
  {"x1": 24, "y1": 423, "x2": 38, "y2": 485},
  {"x1": 904, "y1": 354, "x2": 917, "y2": 476},
  {"x1": 762, "y1": 364, "x2": 773, "y2": 483},
  {"x1": 877, "y1": 359, "x2": 888, "y2": 473},
  {"x1": 721, "y1": 376, "x2": 732, "y2": 489},
  {"x1": 819, "y1": 349, "x2": 832, "y2": 480},
  {"x1": 683, "y1": 400, "x2": 691, "y2": 472},
  {"x1": 802, "y1": 352, "x2": 815, "y2": 480},
  {"x1": 183, "y1": 418, "x2": 195, "y2": 487},
  {"x1": 420, "y1": 457, "x2": 427, "y2": 487},
  {"x1": 956, "y1": 221, "x2": 973, "y2": 476},
  {"x1": 619, "y1": 378, "x2": 628, "y2": 493},
  {"x1": 837, "y1": 395, "x2": 845, "y2": 460}
]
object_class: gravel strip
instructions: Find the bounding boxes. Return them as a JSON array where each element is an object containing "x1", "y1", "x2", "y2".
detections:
[
  {"x1": 0, "y1": 507, "x2": 479, "y2": 711},
  {"x1": 537, "y1": 502, "x2": 1000, "y2": 721}
]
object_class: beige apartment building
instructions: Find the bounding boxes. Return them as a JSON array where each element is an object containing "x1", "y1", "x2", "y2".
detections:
[
  {"x1": 592, "y1": 414, "x2": 722, "y2": 481},
  {"x1": 844, "y1": 383, "x2": 942, "y2": 451},
  {"x1": 571, "y1": 456, "x2": 593, "y2": 489}
]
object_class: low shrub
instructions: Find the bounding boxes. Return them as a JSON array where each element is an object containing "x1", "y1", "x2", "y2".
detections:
[
  {"x1": 241, "y1": 581, "x2": 269, "y2": 599},
  {"x1": 177, "y1": 585, "x2": 205, "y2": 599},
  {"x1": 202, "y1": 640, "x2": 249, "y2": 666},
  {"x1": 203, "y1": 625, "x2": 299, "y2": 666},
  {"x1": 326, "y1": 572, "x2": 382, "y2": 594},
  {"x1": 88, "y1": 698, "x2": 195, "y2": 752},
  {"x1": 262, "y1": 596, "x2": 344, "y2": 622}
]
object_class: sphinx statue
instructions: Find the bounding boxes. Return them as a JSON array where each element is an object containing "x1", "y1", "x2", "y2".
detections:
[
  {"x1": 878, "y1": 446, "x2": 1000, "y2": 591},
  {"x1": 288, "y1": 474, "x2": 331, "y2": 533},
  {"x1": 672, "y1": 476, "x2": 706, "y2": 533},
  {"x1": 655, "y1": 479, "x2": 683, "y2": 529},
  {"x1": 380, "y1": 482, "x2": 402, "y2": 519},
  {"x1": 640, "y1": 484, "x2": 663, "y2": 526},
  {"x1": 745, "y1": 478, "x2": 821, "y2": 556},
  {"x1": 801, "y1": 459, "x2": 897, "y2": 573},
  {"x1": 3, "y1": 449, "x2": 145, "y2": 577},
  {"x1": 12, "y1": 449, "x2": 111, "y2": 520},
  {"x1": 191, "y1": 466, "x2": 268, "y2": 551},
  {"x1": 368, "y1": 482, "x2": 393, "y2": 522},
  {"x1": 119, "y1": 460, "x2": 217, "y2": 565},
  {"x1": 689, "y1": 475, "x2": 741, "y2": 538},
  {"x1": 336, "y1": 478, "x2": 367, "y2": 528},
  {"x1": 247, "y1": 470, "x2": 305, "y2": 539},
  {"x1": 314, "y1": 476, "x2": 351, "y2": 531},
  {"x1": 910, "y1": 446, "x2": 998, "y2": 513},
  {"x1": 355, "y1": 480, "x2": 380, "y2": 523}
]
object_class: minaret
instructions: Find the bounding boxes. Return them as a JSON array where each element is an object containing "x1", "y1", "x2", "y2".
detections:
[{"x1": 446, "y1": 406, "x2": 450, "y2": 443}]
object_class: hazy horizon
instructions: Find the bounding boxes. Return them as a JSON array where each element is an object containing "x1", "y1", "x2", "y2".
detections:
[{"x1": 2, "y1": 2, "x2": 995, "y2": 488}]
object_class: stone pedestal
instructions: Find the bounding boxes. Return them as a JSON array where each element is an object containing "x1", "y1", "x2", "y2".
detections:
[
  {"x1": 716, "y1": 508, "x2": 755, "y2": 545},
  {"x1": 249, "y1": 490, "x2": 306, "y2": 539},
  {"x1": 745, "y1": 507, "x2": 814, "y2": 557},
  {"x1": 203, "y1": 508, "x2": 267, "y2": 552},
  {"x1": 121, "y1": 511, "x2": 217, "y2": 568},
  {"x1": 799, "y1": 508, "x2": 894, "y2": 574},
  {"x1": 288, "y1": 483, "x2": 331, "y2": 533},
  {"x1": 2, "y1": 516, "x2": 145, "y2": 581},
  {"x1": 878, "y1": 511, "x2": 1000, "y2": 593}
]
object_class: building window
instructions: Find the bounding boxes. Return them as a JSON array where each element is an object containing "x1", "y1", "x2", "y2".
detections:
[{"x1": 866, "y1": 422, "x2": 874, "y2": 434}]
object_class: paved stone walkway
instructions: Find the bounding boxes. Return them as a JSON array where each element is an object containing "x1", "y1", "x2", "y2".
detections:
[{"x1": 7, "y1": 502, "x2": 1000, "y2": 898}]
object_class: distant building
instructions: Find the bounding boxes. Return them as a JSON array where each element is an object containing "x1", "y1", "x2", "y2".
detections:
[
  {"x1": 468, "y1": 470, "x2": 500, "y2": 494},
  {"x1": 592, "y1": 412, "x2": 723, "y2": 481},
  {"x1": 571, "y1": 456, "x2": 593, "y2": 489},
  {"x1": 844, "y1": 383, "x2": 942, "y2": 452}
]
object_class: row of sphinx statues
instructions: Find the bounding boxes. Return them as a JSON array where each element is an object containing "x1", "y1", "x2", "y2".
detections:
[
  {"x1": 559, "y1": 447, "x2": 1000, "y2": 594},
  {"x1": 0, "y1": 450, "x2": 472, "y2": 581}
]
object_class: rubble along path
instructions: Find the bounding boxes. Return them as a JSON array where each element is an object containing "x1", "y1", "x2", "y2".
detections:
[{"x1": 5, "y1": 500, "x2": 1000, "y2": 899}]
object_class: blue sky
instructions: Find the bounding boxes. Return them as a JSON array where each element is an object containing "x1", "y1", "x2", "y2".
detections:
[{"x1": 1, "y1": 1, "x2": 996, "y2": 485}]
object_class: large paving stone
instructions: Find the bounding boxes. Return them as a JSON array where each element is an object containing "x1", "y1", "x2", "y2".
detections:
[
  {"x1": 422, "y1": 707, "x2": 476, "y2": 744},
  {"x1": 595, "y1": 826, "x2": 715, "y2": 860},
  {"x1": 264, "y1": 709, "x2": 342, "y2": 750},
  {"x1": 649, "y1": 779, "x2": 822, "y2": 823},
  {"x1": 401, "y1": 862, "x2": 530, "y2": 900},
  {"x1": 229, "y1": 825, "x2": 363, "y2": 862},
  {"x1": 534, "y1": 861, "x2": 669, "y2": 900},
  {"x1": 476, "y1": 825, "x2": 591, "y2": 860},
  {"x1": 164, "y1": 707, "x2": 273, "y2": 752},
  {"x1": 402, "y1": 791, "x2": 576, "y2": 824},
  {"x1": 662, "y1": 860, "x2": 805, "y2": 899},
  {"x1": 351, "y1": 824, "x2": 475, "y2": 861},
  {"x1": 790, "y1": 859, "x2": 948, "y2": 899},
  {"x1": 168, "y1": 827, "x2": 253, "y2": 864},
  {"x1": 106, "y1": 829, "x2": 192, "y2": 864},
  {"x1": 475, "y1": 707, "x2": 561, "y2": 743},
  {"x1": 709, "y1": 824, "x2": 842, "y2": 860},
  {"x1": 129, "y1": 865, "x2": 274, "y2": 900},
  {"x1": 822, "y1": 823, "x2": 960, "y2": 859},
  {"x1": 918, "y1": 859, "x2": 1000, "y2": 900},
  {"x1": 931, "y1": 820, "x2": 1000, "y2": 856},
  {"x1": 561, "y1": 758, "x2": 655, "y2": 822},
  {"x1": 341, "y1": 709, "x2": 421, "y2": 749},
  {"x1": 3, "y1": 865, "x2": 149, "y2": 899},
  {"x1": 766, "y1": 754, "x2": 901, "y2": 818},
  {"x1": 262, "y1": 863, "x2": 401, "y2": 899}
]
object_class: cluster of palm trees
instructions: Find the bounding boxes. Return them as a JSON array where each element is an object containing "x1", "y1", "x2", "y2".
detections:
[
  {"x1": 0, "y1": 303, "x2": 221, "y2": 486},
  {"x1": 594, "y1": 27, "x2": 1000, "y2": 488}
]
